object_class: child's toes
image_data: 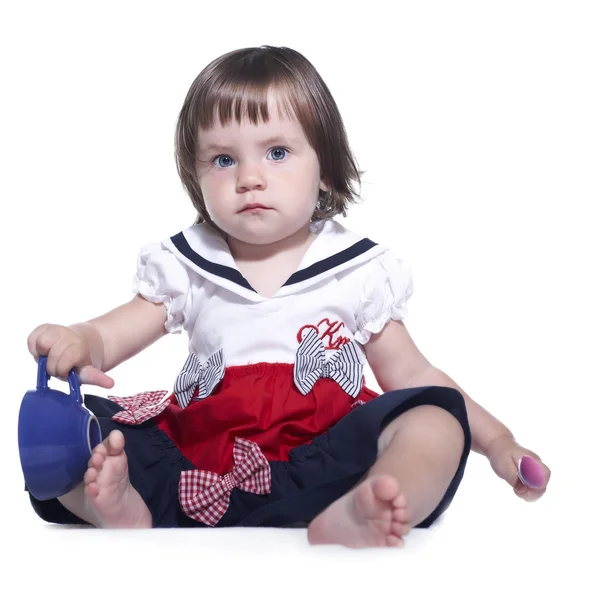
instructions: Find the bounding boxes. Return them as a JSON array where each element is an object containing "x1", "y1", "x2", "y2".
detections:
[
  {"x1": 84, "y1": 466, "x2": 99, "y2": 486},
  {"x1": 391, "y1": 493, "x2": 407, "y2": 509},
  {"x1": 88, "y1": 449, "x2": 106, "y2": 470},
  {"x1": 387, "y1": 533, "x2": 405, "y2": 548},
  {"x1": 391, "y1": 519, "x2": 408, "y2": 538},
  {"x1": 105, "y1": 430, "x2": 125, "y2": 455},
  {"x1": 393, "y1": 506, "x2": 408, "y2": 524},
  {"x1": 85, "y1": 480, "x2": 100, "y2": 499}
]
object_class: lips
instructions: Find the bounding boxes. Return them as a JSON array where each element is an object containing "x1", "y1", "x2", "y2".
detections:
[{"x1": 240, "y1": 203, "x2": 270, "y2": 212}]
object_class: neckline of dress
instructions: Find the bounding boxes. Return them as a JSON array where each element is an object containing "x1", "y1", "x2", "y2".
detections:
[{"x1": 225, "y1": 220, "x2": 326, "y2": 299}]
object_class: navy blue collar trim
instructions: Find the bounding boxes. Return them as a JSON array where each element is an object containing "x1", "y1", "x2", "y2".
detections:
[
  {"x1": 285, "y1": 238, "x2": 377, "y2": 285},
  {"x1": 170, "y1": 232, "x2": 377, "y2": 292},
  {"x1": 170, "y1": 232, "x2": 254, "y2": 290}
]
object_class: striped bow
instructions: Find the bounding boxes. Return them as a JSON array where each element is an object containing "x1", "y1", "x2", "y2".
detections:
[
  {"x1": 173, "y1": 349, "x2": 225, "y2": 408},
  {"x1": 179, "y1": 438, "x2": 271, "y2": 526},
  {"x1": 293, "y1": 328, "x2": 364, "y2": 397}
]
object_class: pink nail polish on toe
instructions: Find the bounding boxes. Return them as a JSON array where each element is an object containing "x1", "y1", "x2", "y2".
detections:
[{"x1": 517, "y1": 455, "x2": 545, "y2": 489}]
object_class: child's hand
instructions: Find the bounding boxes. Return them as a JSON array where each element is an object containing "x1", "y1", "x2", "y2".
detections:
[
  {"x1": 27, "y1": 323, "x2": 115, "y2": 389},
  {"x1": 486, "y1": 436, "x2": 551, "y2": 502}
]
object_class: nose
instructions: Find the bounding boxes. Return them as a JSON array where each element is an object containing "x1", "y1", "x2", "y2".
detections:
[{"x1": 235, "y1": 160, "x2": 266, "y2": 193}]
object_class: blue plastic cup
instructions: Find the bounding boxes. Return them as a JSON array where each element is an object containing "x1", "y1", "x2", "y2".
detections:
[{"x1": 18, "y1": 356, "x2": 102, "y2": 501}]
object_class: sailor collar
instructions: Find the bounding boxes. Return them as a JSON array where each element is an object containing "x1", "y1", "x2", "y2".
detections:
[{"x1": 163, "y1": 218, "x2": 387, "y2": 301}]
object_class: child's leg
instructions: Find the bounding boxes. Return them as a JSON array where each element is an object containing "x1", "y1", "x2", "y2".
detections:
[
  {"x1": 307, "y1": 404, "x2": 465, "y2": 548},
  {"x1": 58, "y1": 430, "x2": 152, "y2": 528}
]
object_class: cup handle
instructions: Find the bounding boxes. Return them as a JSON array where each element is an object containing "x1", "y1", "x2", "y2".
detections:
[
  {"x1": 36, "y1": 356, "x2": 50, "y2": 390},
  {"x1": 36, "y1": 355, "x2": 83, "y2": 406}
]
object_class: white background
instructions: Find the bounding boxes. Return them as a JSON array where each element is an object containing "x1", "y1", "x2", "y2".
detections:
[{"x1": 1, "y1": 1, "x2": 596, "y2": 597}]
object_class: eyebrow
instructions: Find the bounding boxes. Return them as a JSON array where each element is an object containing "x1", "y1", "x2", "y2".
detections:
[{"x1": 199, "y1": 136, "x2": 299, "y2": 155}]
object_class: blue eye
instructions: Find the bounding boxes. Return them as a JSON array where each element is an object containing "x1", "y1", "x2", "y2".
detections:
[
  {"x1": 268, "y1": 147, "x2": 288, "y2": 161},
  {"x1": 214, "y1": 155, "x2": 234, "y2": 168}
]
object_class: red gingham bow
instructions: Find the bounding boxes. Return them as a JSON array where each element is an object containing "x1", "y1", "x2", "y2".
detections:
[
  {"x1": 179, "y1": 438, "x2": 271, "y2": 526},
  {"x1": 108, "y1": 390, "x2": 171, "y2": 425}
]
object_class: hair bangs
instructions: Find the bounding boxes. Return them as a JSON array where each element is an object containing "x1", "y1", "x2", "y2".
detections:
[{"x1": 197, "y1": 69, "x2": 298, "y2": 130}]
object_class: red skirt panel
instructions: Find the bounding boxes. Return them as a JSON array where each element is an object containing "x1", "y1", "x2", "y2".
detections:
[{"x1": 153, "y1": 362, "x2": 379, "y2": 474}]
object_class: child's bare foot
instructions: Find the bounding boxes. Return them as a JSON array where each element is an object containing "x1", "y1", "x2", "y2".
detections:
[
  {"x1": 307, "y1": 475, "x2": 409, "y2": 548},
  {"x1": 83, "y1": 430, "x2": 151, "y2": 528}
]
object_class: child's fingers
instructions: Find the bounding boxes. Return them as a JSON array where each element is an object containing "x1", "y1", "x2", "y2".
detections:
[
  {"x1": 29, "y1": 326, "x2": 74, "y2": 377},
  {"x1": 44, "y1": 339, "x2": 80, "y2": 379},
  {"x1": 515, "y1": 485, "x2": 546, "y2": 502},
  {"x1": 28, "y1": 324, "x2": 60, "y2": 359},
  {"x1": 27, "y1": 324, "x2": 51, "y2": 358},
  {"x1": 26, "y1": 325, "x2": 110, "y2": 387},
  {"x1": 54, "y1": 342, "x2": 89, "y2": 380},
  {"x1": 78, "y1": 365, "x2": 115, "y2": 389}
]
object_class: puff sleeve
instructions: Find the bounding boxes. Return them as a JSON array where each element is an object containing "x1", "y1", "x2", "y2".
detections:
[
  {"x1": 354, "y1": 251, "x2": 414, "y2": 345},
  {"x1": 132, "y1": 242, "x2": 192, "y2": 334}
]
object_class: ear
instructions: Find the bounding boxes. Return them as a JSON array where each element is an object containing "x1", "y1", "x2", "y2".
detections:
[{"x1": 319, "y1": 179, "x2": 330, "y2": 193}]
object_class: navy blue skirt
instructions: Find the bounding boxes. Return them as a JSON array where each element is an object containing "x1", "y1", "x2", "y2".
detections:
[{"x1": 27, "y1": 385, "x2": 471, "y2": 529}]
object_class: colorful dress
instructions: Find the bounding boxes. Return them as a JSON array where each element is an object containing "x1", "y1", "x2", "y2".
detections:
[{"x1": 28, "y1": 219, "x2": 472, "y2": 528}]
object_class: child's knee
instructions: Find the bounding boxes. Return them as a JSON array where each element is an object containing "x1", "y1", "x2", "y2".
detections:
[{"x1": 378, "y1": 404, "x2": 465, "y2": 455}]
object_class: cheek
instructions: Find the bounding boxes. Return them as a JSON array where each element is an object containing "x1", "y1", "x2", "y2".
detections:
[
  {"x1": 199, "y1": 174, "x2": 226, "y2": 202},
  {"x1": 286, "y1": 161, "x2": 320, "y2": 190}
]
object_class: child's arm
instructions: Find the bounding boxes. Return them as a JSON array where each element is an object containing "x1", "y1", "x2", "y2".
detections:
[
  {"x1": 364, "y1": 318, "x2": 513, "y2": 455},
  {"x1": 28, "y1": 294, "x2": 167, "y2": 388},
  {"x1": 364, "y1": 318, "x2": 550, "y2": 500}
]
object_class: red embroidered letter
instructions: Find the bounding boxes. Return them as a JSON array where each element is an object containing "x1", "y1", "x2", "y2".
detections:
[{"x1": 297, "y1": 318, "x2": 351, "y2": 350}]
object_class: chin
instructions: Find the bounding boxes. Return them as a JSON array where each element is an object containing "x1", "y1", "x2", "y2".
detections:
[
  {"x1": 218, "y1": 213, "x2": 312, "y2": 246},
  {"x1": 229, "y1": 222, "x2": 296, "y2": 246},
  {"x1": 233, "y1": 230, "x2": 285, "y2": 245}
]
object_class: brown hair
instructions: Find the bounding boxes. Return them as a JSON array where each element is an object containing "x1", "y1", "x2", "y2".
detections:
[{"x1": 174, "y1": 45, "x2": 363, "y2": 226}]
